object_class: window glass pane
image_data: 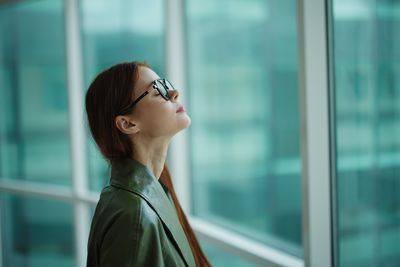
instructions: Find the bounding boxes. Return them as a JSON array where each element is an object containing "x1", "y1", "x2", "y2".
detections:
[
  {"x1": 80, "y1": 0, "x2": 166, "y2": 191},
  {"x1": 331, "y1": 0, "x2": 400, "y2": 266},
  {"x1": 0, "y1": 193, "x2": 75, "y2": 267},
  {"x1": 199, "y1": 237, "x2": 259, "y2": 267},
  {"x1": 186, "y1": 0, "x2": 302, "y2": 256},
  {"x1": 0, "y1": 0, "x2": 71, "y2": 185}
]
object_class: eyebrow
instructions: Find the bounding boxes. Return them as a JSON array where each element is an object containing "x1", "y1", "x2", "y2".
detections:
[{"x1": 146, "y1": 80, "x2": 154, "y2": 88}]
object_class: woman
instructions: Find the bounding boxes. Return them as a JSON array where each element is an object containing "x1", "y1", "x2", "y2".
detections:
[{"x1": 85, "y1": 61, "x2": 211, "y2": 267}]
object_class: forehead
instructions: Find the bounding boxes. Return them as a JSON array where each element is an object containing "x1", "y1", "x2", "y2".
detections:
[{"x1": 135, "y1": 66, "x2": 160, "y2": 95}]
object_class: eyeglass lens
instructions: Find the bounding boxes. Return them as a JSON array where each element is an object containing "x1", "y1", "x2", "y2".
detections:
[{"x1": 155, "y1": 79, "x2": 175, "y2": 100}]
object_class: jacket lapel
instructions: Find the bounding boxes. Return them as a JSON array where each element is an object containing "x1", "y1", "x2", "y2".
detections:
[{"x1": 109, "y1": 157, "x2": 195, "y2": 267}]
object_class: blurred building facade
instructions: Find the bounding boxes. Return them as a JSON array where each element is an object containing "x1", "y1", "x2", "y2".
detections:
[{"x1": 0, "y1": 0, "x2": 399, "y2": 266}]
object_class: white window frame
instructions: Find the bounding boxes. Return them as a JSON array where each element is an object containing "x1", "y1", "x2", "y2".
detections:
[{"x1": 298, "y1": 0, "x2": 333, "y2": 266}]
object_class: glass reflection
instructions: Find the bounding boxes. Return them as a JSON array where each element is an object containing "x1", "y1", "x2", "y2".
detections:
[
  {"x1": 0, "y1": 193, "x2": 75, "y2": 267},
  {"x1": 186, "y1": 0, "x2": 302, "y2": 256},
  {"x1": 332, "y1": 0, "x2": 400, "y2": 266},
  {"x1": 0, "y1": 0, "x2": 71, "y2": 185}
]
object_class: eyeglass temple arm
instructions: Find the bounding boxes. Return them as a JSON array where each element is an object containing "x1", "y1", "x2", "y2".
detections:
[{"x1": 126, "y1": 91, "x2": 149, "y2": 110}]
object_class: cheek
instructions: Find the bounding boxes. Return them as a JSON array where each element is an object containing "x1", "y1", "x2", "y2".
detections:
[
  {"x1": 140, "y1": 106, "x2": 191, "y2": 136},
  {"x1": 139, "y1": 106, "x2": 176, "y2": 135}
]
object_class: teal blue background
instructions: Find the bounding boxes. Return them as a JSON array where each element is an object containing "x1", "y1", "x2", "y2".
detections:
[{"x1": 0, "y1": 0, "x2": 399, "y2": 266}]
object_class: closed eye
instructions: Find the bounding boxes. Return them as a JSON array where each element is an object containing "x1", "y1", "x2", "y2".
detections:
[{"x1": 152, "y1": 88, "x2": 160, "y2": 96}]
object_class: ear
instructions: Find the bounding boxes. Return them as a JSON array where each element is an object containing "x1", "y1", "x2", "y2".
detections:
[{"x1": 115, "y1": 115, "x2": 140, "y2": 135}]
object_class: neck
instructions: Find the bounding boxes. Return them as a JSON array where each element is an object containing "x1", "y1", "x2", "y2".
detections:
[{"x1": 131, "y1": 135, "x2": 171, "y2": 179}]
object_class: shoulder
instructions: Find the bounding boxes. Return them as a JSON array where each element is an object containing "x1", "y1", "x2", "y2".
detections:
[
  {"x1": 87, "y1": 186, "x2": 168, "y2": 266},
  {"x1": 90, "y1": 185, "x2": 161, "y2": 239}
]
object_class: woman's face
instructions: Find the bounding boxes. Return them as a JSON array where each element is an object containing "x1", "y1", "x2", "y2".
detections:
[{"x1": 128, "y1": 66, "x2": 191, "y2": 138}]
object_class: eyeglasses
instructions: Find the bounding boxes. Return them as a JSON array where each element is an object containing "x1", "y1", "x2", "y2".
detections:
[{"x1": 121, "y1": 78, "x2": 175, "y2": 113}]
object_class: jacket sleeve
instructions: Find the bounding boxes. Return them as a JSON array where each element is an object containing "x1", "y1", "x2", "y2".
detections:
[{"x1": 99, "y1": 197, "x2": 166, "y2": 267}]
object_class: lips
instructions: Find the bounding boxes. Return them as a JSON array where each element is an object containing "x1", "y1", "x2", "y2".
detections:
[{"x1": 176, "y1": 106, "x2": 185, "y2": 113}]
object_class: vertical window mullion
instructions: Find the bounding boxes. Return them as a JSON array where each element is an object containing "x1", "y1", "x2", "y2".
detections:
[
  {"x1": 65, "y1": 0, "x2": 90, "y2": 267},
  {"x1": 166, "y1": 0, "x2": 191, "y2": 214},
  {"x1": 298, "y1": 0, "x2": 333, "y2": 266}
]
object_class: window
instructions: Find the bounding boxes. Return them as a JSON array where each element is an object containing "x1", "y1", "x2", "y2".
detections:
[
  {"x1": 0, "y1": 193, "x2": 75, "y2": 266},
  {"x1": 0, "y1": 0, "x2": 71, "y2": 185},
  {"x1": 2, "y1": 0, "x2": 397, "y2": 266},
  {"x1": 185, "y1": 0, "x2": 302, "y2": 256},
  {"x1": 331, "y1": 0, "x2": 400, "y2": 266}
]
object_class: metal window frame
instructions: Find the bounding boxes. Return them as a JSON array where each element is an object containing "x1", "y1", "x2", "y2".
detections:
[
  {"x1": 298, "y1": 0, "x2": 333, "y2": 266},
  {"x1": 191, "y1": 218, "x2": 304, "y2": 267},
  {"x1": 0, "y1": 179, "x2": 98, "y2": 205},
  {"x1": 0, "y1": 0, "x2": 335, "y2": 266},
  {"x1": 165, "y1": 0, "x2": 192, "y2": 214},
  {"x1": 326, "y1": 0, "x2": 339, "y2": 266},
  {"x1": 65, "y1": 0, "x2": 91, "y2": 266}
]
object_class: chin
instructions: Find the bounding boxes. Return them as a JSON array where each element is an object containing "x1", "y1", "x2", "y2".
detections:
[
  {"x1": 182, "y1": 114, "x2": 191, "y2": 128},
  {"x1": 175, "y1": 114, "x2": 191, "y2": 134}
]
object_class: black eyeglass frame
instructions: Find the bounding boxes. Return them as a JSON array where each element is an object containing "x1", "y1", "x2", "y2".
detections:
[{"x1": 120, "y1": 78, "x2": 175, "y2": 113}]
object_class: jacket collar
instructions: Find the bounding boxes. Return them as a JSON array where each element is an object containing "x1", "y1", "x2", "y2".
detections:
[{"x1": 109, "y1": 157, "x2": 195, "y2": 267}]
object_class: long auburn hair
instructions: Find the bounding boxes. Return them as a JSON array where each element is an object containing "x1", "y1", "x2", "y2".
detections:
[{"x1": 85, "y1": 61, "x2": 211, "y2": 267}]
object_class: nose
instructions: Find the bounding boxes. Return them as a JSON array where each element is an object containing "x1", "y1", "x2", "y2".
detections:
[{"x1": 169, "y1": 89, "x2": 180, "y2": 102}]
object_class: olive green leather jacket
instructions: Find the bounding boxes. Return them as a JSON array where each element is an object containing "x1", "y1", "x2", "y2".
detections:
[{"x1": 87, "y1": 157, "x2": 196, "y2": 267}]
